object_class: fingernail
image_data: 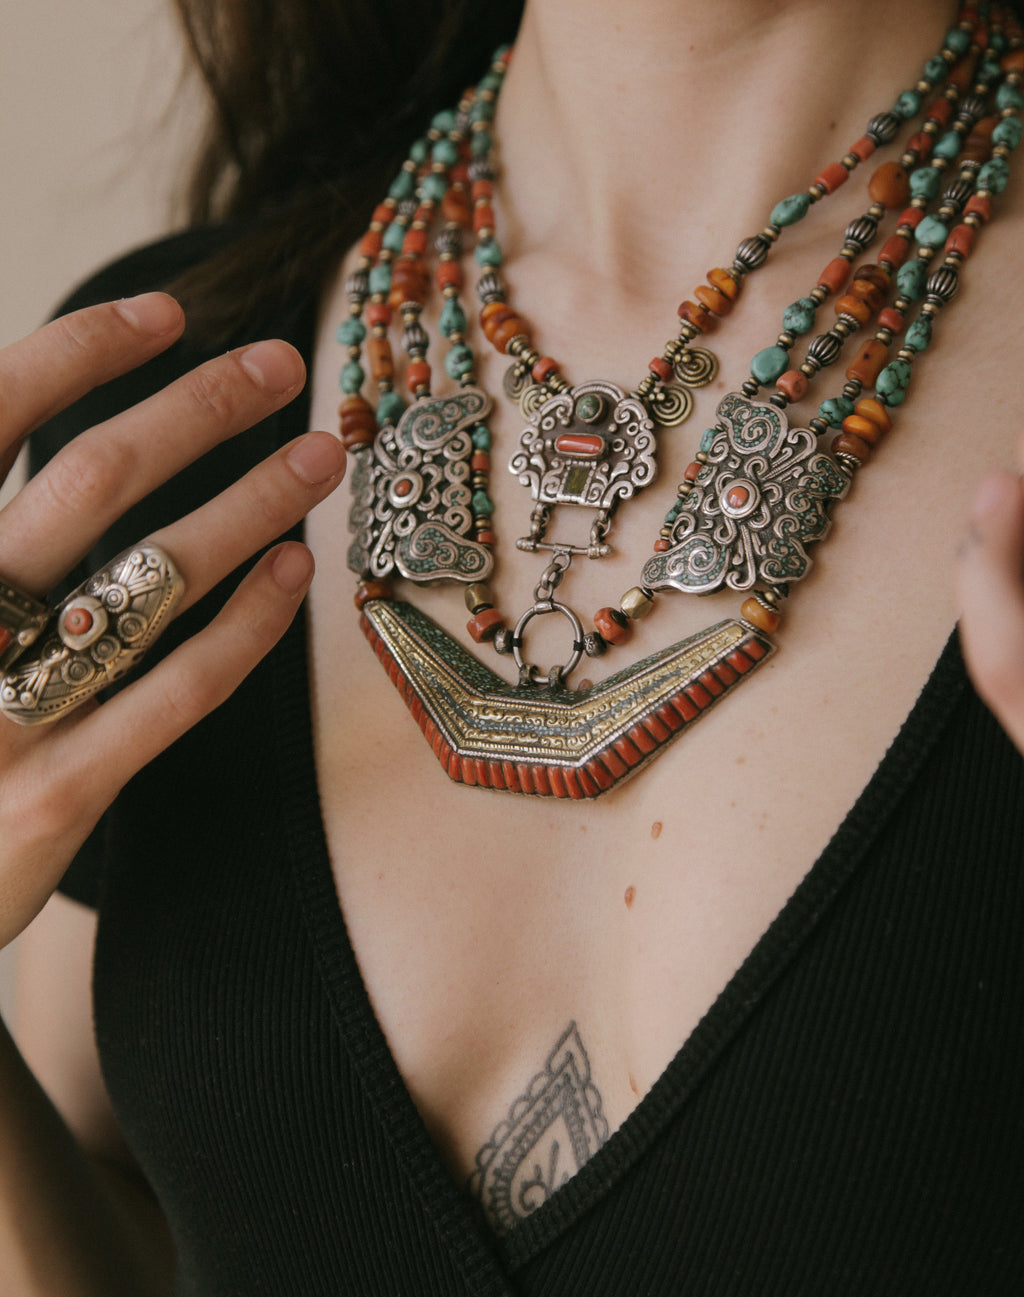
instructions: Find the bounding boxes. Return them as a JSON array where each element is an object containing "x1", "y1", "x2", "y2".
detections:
[
  {"x1": 115, "y1": 292, "x2": 183, "y2": 335},
  {"x1": 287, "y1": 432, "x2": 345, "y2": 484},
  {"x1": 238, "y1": 340, "x2": 304, "y2": 394},
  {"x1": 271, "y1": 545, "x2": 314, "y2": 595}
]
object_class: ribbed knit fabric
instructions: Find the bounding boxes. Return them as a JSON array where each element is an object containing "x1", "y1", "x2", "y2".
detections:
[{"x1": 36, "y1": 233, "x2": 1024, "y2": 1296}]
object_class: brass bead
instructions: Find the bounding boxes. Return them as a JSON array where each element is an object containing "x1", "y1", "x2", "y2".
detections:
[
  {"x1": 620, "y1": 586, "x2": 655, "y2": 620},
  {"x1": 465, "y1": 583, "x2": 493, "y2": 614}
]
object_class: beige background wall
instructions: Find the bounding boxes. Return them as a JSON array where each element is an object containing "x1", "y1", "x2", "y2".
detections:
[{"x1": 0, "y1": 1, "x2": 201, "y2": 1020}]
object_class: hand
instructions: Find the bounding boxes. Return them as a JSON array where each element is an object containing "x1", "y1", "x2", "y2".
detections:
[
  {"x1": 0, "y1": 293, "x2": 345, "y2": 947},
  {"x1": 956, "y1": 459, "x2": 1024, "y2": 755}
]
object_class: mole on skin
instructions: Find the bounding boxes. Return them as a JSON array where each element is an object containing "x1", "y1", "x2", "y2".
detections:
[
  {"x1": 624, "y1": 886, "x2": 636, "y2": 909},
  {"x1": 651, "y1": 821, "x2": 662, "y2": 840}
]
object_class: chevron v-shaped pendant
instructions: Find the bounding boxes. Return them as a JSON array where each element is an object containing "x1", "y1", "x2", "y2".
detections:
[{"x1": 360, "y1": 599, "x2": 775, "y2": 798}]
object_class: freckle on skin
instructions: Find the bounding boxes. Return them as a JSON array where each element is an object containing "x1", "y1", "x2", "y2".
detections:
[
  {"x1": 651, "y1": 821, "x2": 662, "y2": 840},
  {"x1": 624, "y1": 886, "x2": 636, "y2": 909},
  {"x1": 629, "y1": 1074, "x2": 639, "y2": 1095}
]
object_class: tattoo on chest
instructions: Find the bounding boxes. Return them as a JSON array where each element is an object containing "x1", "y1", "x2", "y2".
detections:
[{"x1": 468, "y1": 1022, "x2": 610, "y2": 1234}]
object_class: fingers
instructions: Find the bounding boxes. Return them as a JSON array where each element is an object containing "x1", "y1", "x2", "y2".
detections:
[
  {"x1": 0, "y1": 295, "x2": 185, "y2": 453},
  {"x1": 956, "y1": 470, "x2": 1024, "y2": 752},
  {"x1": 2, "y1": 335, "x2": 307, "y2": 597}
]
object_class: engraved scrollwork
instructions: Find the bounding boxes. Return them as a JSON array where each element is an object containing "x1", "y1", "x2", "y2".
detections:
[{"x1": 642, "y1": 392, "x2": 850, "y2": 595}]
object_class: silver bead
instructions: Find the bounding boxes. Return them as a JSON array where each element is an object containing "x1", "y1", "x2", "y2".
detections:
[
  {"x1": 925, "y1": 266, "x2": 959, "y2": 303},
  {"x1": 734, "y1": 235, "x2": 771, "y2": 271},
  {"x1": 843, "y1": 215, "x2": 878, "y2": 251},
  {"x1": 866, "y1": 112, "x2": 900, "y2": 144},
  {"x1": 493, "y1": 627, "x2": 515, "y2": 655},
  {"x1": 344, "y1": 269, "x2": 369, "y2": 300},
  {"x1": 435, "y1": 227, "x2": 462, "y2": 256},
  {"x1": 401, "y1": 322, "x2": 429, "y2": 354},
  {"x1": 476, "y1": 272, "x2": 504, "y2": 304},
  {"x1": 807, "y1": 332, "x2": 842, "y2": 366},
  {"x1": 583, "y1": 631, "x2": 608, "y2": 658}
]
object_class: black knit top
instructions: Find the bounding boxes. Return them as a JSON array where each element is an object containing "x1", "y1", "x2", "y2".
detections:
[{"x1": 33, "y1": 233, "x2": 1024, "y2": 1296}]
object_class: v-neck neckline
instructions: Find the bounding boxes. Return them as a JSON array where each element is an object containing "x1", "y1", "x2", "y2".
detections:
[{"x1": 268, "y1": 294, "x2": 967, "y2": 1285}]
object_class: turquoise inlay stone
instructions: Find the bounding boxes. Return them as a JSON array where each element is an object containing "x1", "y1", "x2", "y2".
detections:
[
  {"x1": 979, "y1": 157, "x2": 1011, "y2": 195},
  {"x1": 369, "y1": 263, "x2": 392, "y2": 295},
  {"x1": 945, "y1": 27, "x2": 970, "y2": 55},
  {"x1": 994, "y1": 117, "x2": 1024, "y2": 150},
  {"x1": 782, "y1": 297, "x2": 817, "y2": 335},
  {"x1": 470, "y1": 129, "x2": 494, "y2": 157},
  {"x1": 664, "y1": 501, "x2": 682, "y2": 525},
  {"x1": 818, "y1": 397, "x2": 855, "y2": 428},
  {"x1": 388, "y1": 169, "x2": 415, "y2": 202},
  {"x1": 876, "y1": 359, "x2": 912, "y2": 406},
  {"x1": 894, "y1": 89, "x2": 922, "y2": 119},
  {"x1": 340, "y1": 361, "x2": 365, "y2": 394},
  {"x1": 897, "y1": 259, "x2": 928, "y2": 300},
  {"x1": 699, "y1": 426, "x2": 717, "y2": 453},
  {"x1": 472, "y1": 489, "x2": 495, "y2": 517},
  {"x1": 409, "y1": 139, "x2": 429, "y2": 165},
  {"x1": 431, "y1": 138, "x2": 459, "y2": 167},
  {"x1": 336, "y1": 318, "x2": 366, "y2": 346},
  {"x1": 376, "y1": 391, "x2": 406, "y2": 427},
  {"x1": 575, "y1": 393, "x2": 605, "y2": 423},
  {"x1": 471, "y1": 425, "x2": 491, "y2": 451},
  {"x1": 440, "y1": 299, "x2": 467, "y2": 337},
  {"x1": 475, "y1": 239, "x2": 503, "y2": 267},
  {"x1": 431, "y1": 108, "x2": 456, "y2": 133},
  {"x1": 383, "y1": 221, "x2": 406, "y2": 254},
  {"x1": 909, "y1": 166, "x2": 940, "y2": 199},
  {"x1": 997, "y1": 83, "x2": 1024, "y2": 111},
  {"x1": 420, "y1": 173, "x2": 447, "y2": 203},
  {"x1": 905, "y1": 318, "x2": 933, "y2": 352},
  {"x1": 750, "y1": 346, "x2": 789, "y2": 385},
  {"x1": 770, "y1": 193, "x2": 811, "y2": 227},
  {"x1": 444, "y1": 344, "x2": 475, "y2": 380},
  {"x1": 924, "y1": 55, "x2": 948, "y2": 83},
  {"x1": 915, "y1": 214, "x2": 949, "y2": 247},
  {"x1": 934, "y1": 131, "x2": 962, "y2": 161}
]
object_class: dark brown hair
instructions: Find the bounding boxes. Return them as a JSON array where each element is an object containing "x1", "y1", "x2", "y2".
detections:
[{"x1": 170, "y1": 0, "x2": 524, "y2": 340}]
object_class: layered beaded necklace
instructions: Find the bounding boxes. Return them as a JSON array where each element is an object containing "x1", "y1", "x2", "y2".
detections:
[{"x1": 339, "y1": 2, "x2": 1022, "y2": 799}]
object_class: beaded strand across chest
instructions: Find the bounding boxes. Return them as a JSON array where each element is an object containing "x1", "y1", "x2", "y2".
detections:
[{"x1": 340, "y1": 3, "x2": 1023, "y2": 799}]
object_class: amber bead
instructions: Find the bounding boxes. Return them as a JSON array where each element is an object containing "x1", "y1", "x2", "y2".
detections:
[
  {"x1": 694, "y1": 284, "x2": 732, "y2": 317},
  {"x1": 834, "y1": 294, "x2": 873, "y2": 326},
  {"x1": 849, "y1": 278, "x2": 886, "y2": 313},
  {"x1": 841, "y1": 413, "x2": 884, "y2": 445},
  {"x1": 845, "y1": 338, "x2": 888, "y2": 385},
  {"x1": 707, "y1": 267, "x2": 740, "y2": 301},
  {"x1": 489, "y1": 316, "x2": 527, "y2": 351},
  {"x1": 367, "y1": 336, "x2": 394, "y2": 382},
  {"x1": 962, "y1": 135, "x2": 993, "y2": 165},
  {"x1": 480, "y1": 301, "x2": 513, "y2": 327},
  {"x1": 467, "y1": 608, "x2": 504, "y2": 643},
  {"x1": 441, "y1": 189, "x2": 472, "y2": 227},
  {"x1": 817, "y1": 257, "x2": 851, "y2": 295},
  {"x1": 879, "y1": 235, "x2": 910, "y2": 269},
  {"x1": 594, "y1": 606, "x2": 632, "y2": 645},
  {"x1": 648, "y1": 357, "x2": 673, "y2": 383},
  {"x1": 436, "y1": 260, "x2": 463, "y2": 290},
  {"x1": 1002, "y1": 48, "x2": 1024, "y2": 73},
  {"x1": 354, "y1": 580, "x2": 392, "y2": 609},
  {"x1": 852, "y1": 263, "x2": 889, "y2": 290},
  {"x1": 677, "y1": 300, "x2": 714, "y2": 331},
  {"x1": 945, "y1": 224, "x2": 976, "y2": 258},
  {"x1": 814, "y1": 160, "x2": 849, "y2": 194},
  {"x1": 854, "y1": 397, "x2": 892, "y2": 436},
  {"x1": 776, "y1": 369, "x2": 808, "y2": 402},
  {"x1": 946, "y1": 58, "x2": 973, "y2": 94},
  {"x1": 406, "y1": 360, "x2": 431, "y2": 393},
  {"x1": 833, "y1": 430, "x2": 872, "y2": 463},
  {"x1": 338, "y1": 396, "x2": 377, "y2": 449},
  {"x1": 740, "y1": 598, "x2": 781, "y2": 634},
  {"x1": 867, "y1": 161, "x2": 910, "y2": 209}
]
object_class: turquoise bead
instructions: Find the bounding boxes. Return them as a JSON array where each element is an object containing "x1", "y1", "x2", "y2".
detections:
[
  {"x1": 782, "y1": 298, "x2": 817, "y2": 335},
  {"x1": 420, "y1": 173, "x2": 447, "y2": 203},
  {"x1": 409, "y1": 140, "x2": 429, "y2": 165},
  {"x1": 909, "y1": 167, "x2": 940, "y2": 199},
  {"x1": 893, "y1": 90, "x2": 922, "y2": 119},
  {"x1": 388, "y1": 169, "x2": 415, "y2": 202},
  {"x1": 470, "y1": 129, "x2": 494, "y2": 157},
  {"x1": 699, "y1": 426, "x2": 718, "y2": 453},
  {"x1": 944, "y1": 27, "x2": 970, "y2": 55},
  {"x1": 905, "y1": 318, "x2": 933, "y2": 352},
  {"x1": 471, "y1": 425, "x2": 491, "y2": 451},
  {"x1": 475, "y1": 239, "x2": 503, "y2": 268},
  {"x1": 818, "y1": 397, "x2": 854, "y2": 429},
  {"x1": 997, "y1": 83, "x2": 1024, "y2": 111},
  {"x1": 470, "y1": 98, "x2": 495, "y2": 123},
  {"x1": 897, "y1": 259, "x2": 928, "y2": 300},
  {"x1": 472, "y1": 489, "x2": 495, "y2": 517},
  {"x1": 431, "y1": 109, "x2": 456, "y2": 133},
  {"x1": 431, "y1": 138, "x2": 459, "y2": 167},
  {"x1": 340, "y1": 362, "x2": 365, "y2": 394},
  {"x1": 993, "y1": 117, "x2": 1024, "y2": 150},
  {"x1": 750, "y1": 346, "x2": 789, "y2": 385},
  {"x1": 924, "y1": 55, "x2": 948, "y2": 83},
  {"x1": 770, "y1": 193, "x2": 811, "y2": 228},
  {"x1": 991, "y1": 30, "x2": 1007, "y2": 54},
  {"x1": 444, "y1": 345, "x2": 475, "y2": 381},
  {"x1": 664, "y1": 501, "x2": 682, "y2": 525},
  {"x1": 440, "y1": 299, "x2": 467, "y2": 338},
  {"x1": 383, "y1": 221, "x2": 405, "y2": 254},
  {"x1": 978, "y1": 157, "x2": 1011, "y2": 195},
  {"x1": 478, "y1": 73, "x2": 503, "y2": 94},
  {"x1": 979, "y1": 60, "x2": 1002, "y2": 87},
  {"x1": 376, "y1": 391, "x2": 406, "y2": 427},
  {"x1": 914, "y1": 215, "x2": 949, "y2": 248},
  {"x1": 876, "y1": 360, "x2": 912, "y2": 406},
  {"x1": 336, "y1": 318, "x2": 366, "y2": 346},
  {"x1": 369, "y1": 264, "x2": 392, "y2": 295},
  {"x1": 933, "y1": 131, "x2": 961, "y2": 161}
]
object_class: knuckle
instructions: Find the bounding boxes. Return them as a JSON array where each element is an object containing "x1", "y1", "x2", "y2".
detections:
[
  {"x1": 183, "y1": 363, "x2": 237, "y2": 423},
  {"x1": 239, "y1": 467, "x2": 296, "y2": 533},
  {"x1": 43, "y1": 435, "x2": 134, "y2": 516}
]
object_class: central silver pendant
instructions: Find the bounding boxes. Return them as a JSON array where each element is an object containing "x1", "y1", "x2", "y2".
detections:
[{"x1": 508, "y1": 380, "x2": 657, "y2": 556}]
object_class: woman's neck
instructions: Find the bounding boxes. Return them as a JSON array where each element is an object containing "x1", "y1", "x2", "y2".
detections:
[{"x1": 496, "y1": 0, "x2": 960, "y2": 284}]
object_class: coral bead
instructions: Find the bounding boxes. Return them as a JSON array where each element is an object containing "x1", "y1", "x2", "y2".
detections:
[
  {"x1": 776, "y1": 369, "x2": 809, "y2": 402},
  {"x1": 878, "y1": 307, "x2": 904, "y2": 333},
  {"x1": 648, "y1": 357, "x2": 674, "y2": 382},
  {"x1": 467, "y1": 608, "x2": 504, "y2": 643},
  {"x1": 441, "y1": 189, "x2": 472, "y2": 226},
  {"x1": 945, "y1": 224, "x2": 976, "y2": 258},
  {"x1": 365, "y1": 302, "x2": 392, "y2": 328},
  {"x1": 879, "y1": 235, "x2": 911, "y2": 269},
  {"x1": 436, "y1": 260, "x2": 463, "y2": 290},
  {"x1": 594, "y1": 607, "x2": 632, "y2": 645},
  {"x1": 817, "y1": 257, "x2": 852, "y2": 295},
  {"x1": 868, "y1": 161, "x2": 910, "y2": 208},
  {"x1": 406, "y1": 360, "x2": 431, "y2": 393},
  {"x1": 532, "y1": 356, "x2": 560, "y2": 383},
  {"x1": 814, "y1": 160, "x2": 850, "y2": 194}
]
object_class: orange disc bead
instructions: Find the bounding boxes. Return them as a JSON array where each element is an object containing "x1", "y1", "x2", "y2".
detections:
[
  {"x1": 867, "y1": 161, "x2": 910, "y2": 208},
  {"x1": 740, "y1": 598, "x2": 781, "y2": 634},
  {"x1": 359, "y1": 230, "x2": 383, "y2": 258},
  {"x1": 845, "y1": 338, "x2": 888, "y2": 385},
  {"x1": 834, "y1": 294, "x2": 873, "y2": 326},
  {"x1": 851, "y1": 264, "x2": 890, "y2": 290},
  {"x1": 849, "y1": 278, "x2": 886, "y2": 313},
  {"x1": 833, "y1": 430, "x2": 872, "y2": 463},
  {"x1": 694, "y1": 284, "x2": 732, "y2": 317},
  {"x1": 365, "y1": 301, "x2": 392, "y2": 328},
  {"x1": 338, "y1": 396, "x2": 377, "y2": 449},
  {"x1": 677, "y1": 300, "x2": 714, "y2": 331},
  {"x1": 841, "y1": 413, "x2": 885, "y2": 445},
  {"x1": 402, "y1": 228, "x2": 429, "y2": 256},
  {"x1": 854, "y1": 397, "x2": 892, "y2": 436},
  {"x1": 480, "y1": 300, "x2": 514, "y2": 326},
  {"x1": 490, "y1": 316, "x2": 527, "y2": 351},
  {"x1": 707, "y1": 267, "x2": 740, "y2": 301},
  {"x1": 849, "y1": 134, "x2": 876, "y2": 161},
  {"x1": 471, "y1": 178, "x2": 494, "y2": 201},
  {"x1": 372, "y1": 203, "x2": 393, "y2": 225}
]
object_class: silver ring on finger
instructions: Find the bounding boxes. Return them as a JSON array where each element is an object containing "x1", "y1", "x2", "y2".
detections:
[
  {"x1": 0, "y1": 578, "x2": 49, "y2": 673},
  {"x1": 0, "y1": 543, "x2": 185, "y2": 726}
]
